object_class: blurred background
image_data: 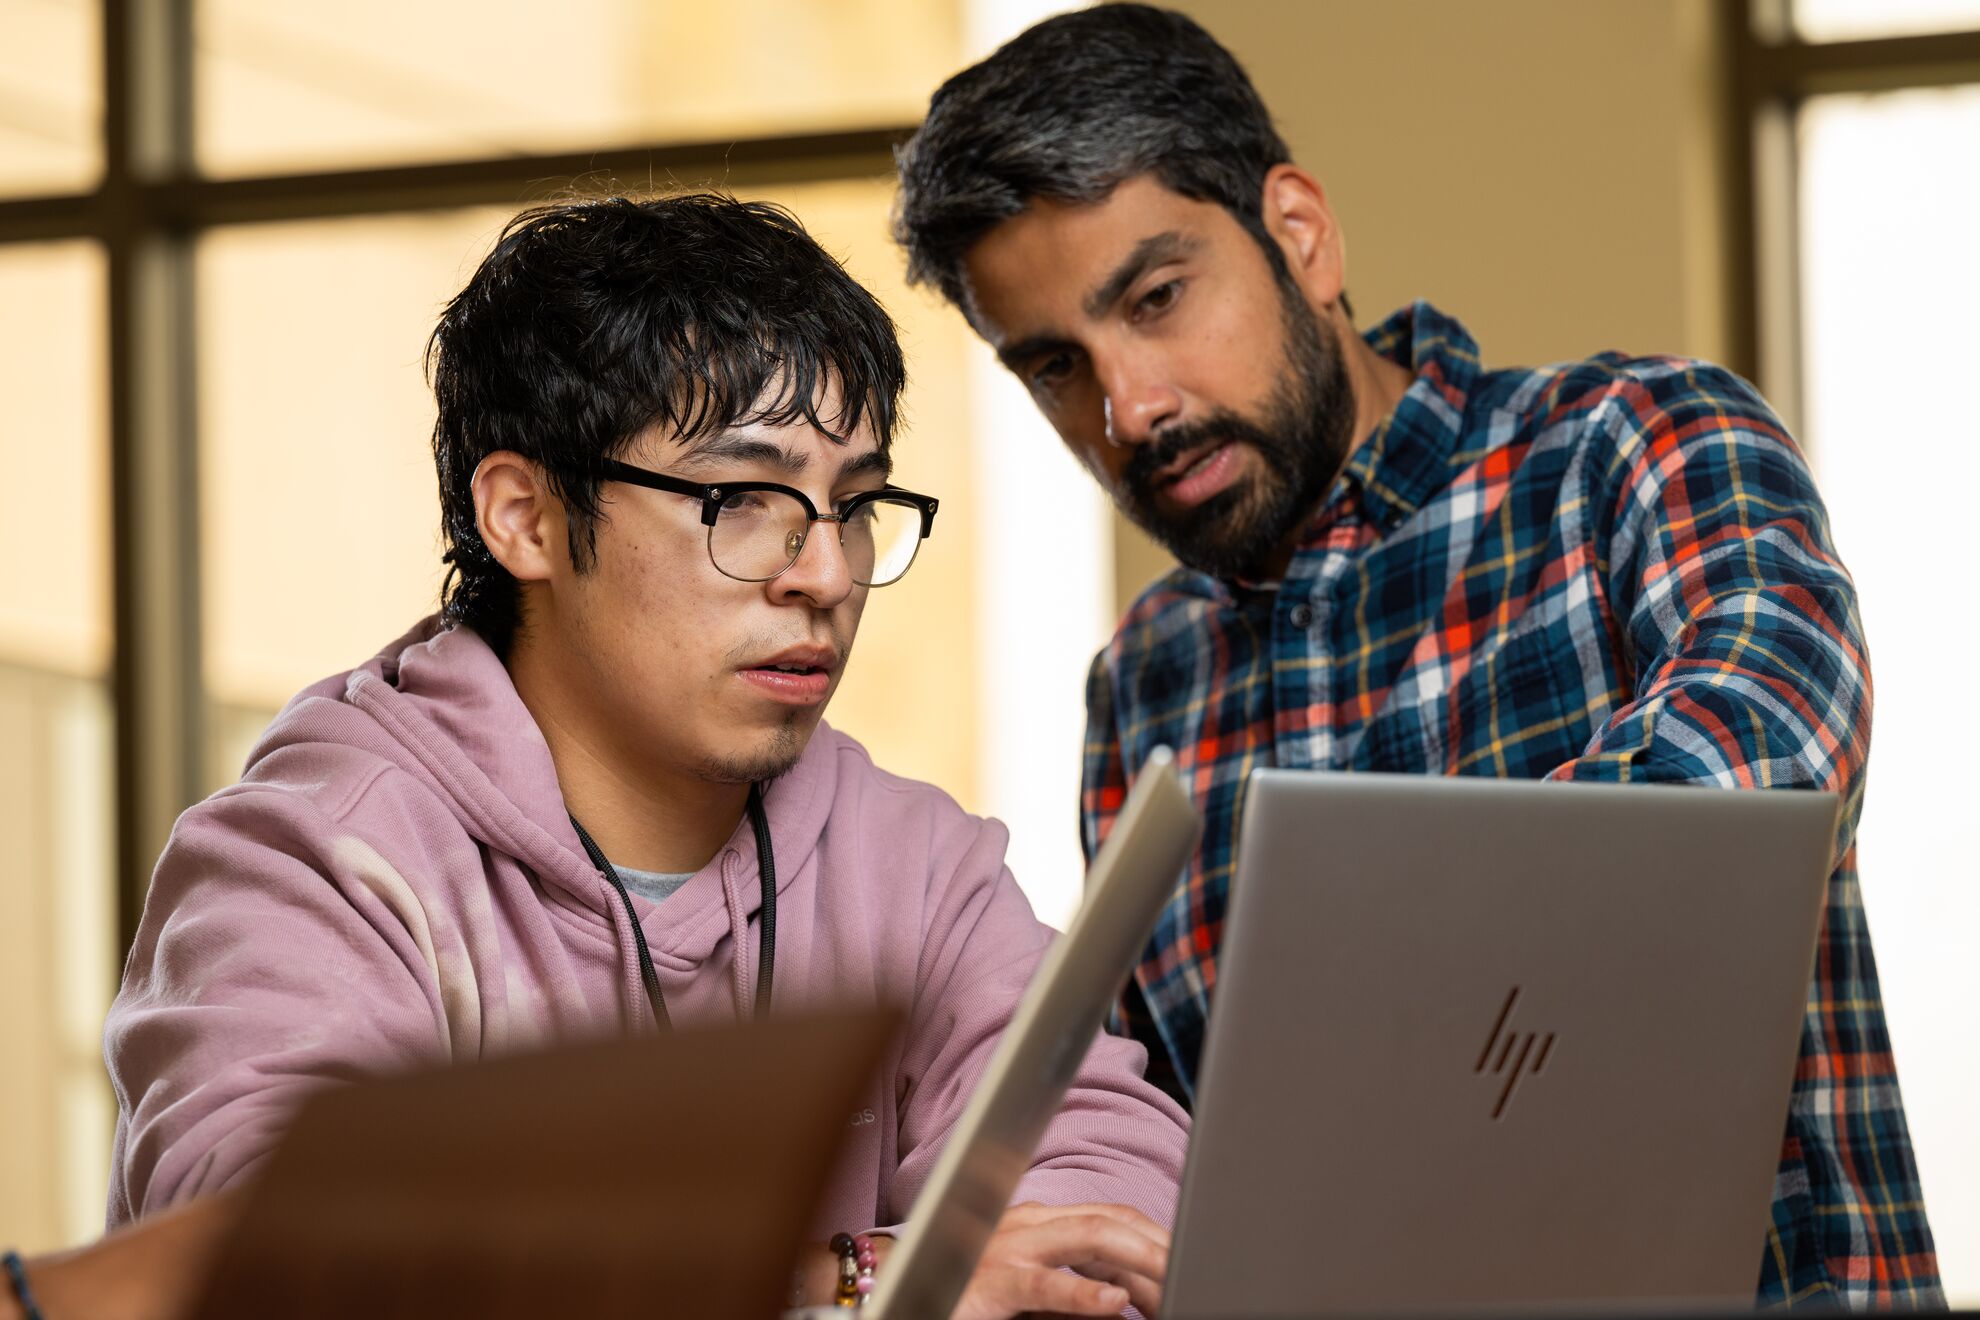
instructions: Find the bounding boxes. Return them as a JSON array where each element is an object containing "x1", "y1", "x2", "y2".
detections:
[{"x1": 1, "y1": 0, "x2": 1974, "y2": 1295}]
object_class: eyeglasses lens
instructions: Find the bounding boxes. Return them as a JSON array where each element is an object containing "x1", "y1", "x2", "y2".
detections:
[{"x1": 709, "y1": 491, "x2": 922, "y2": 586}]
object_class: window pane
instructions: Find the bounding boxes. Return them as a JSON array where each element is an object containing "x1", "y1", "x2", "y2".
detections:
[
  {"x1": 198, "y1": 209, "x2": 511, "y2": 784},
  {"x1": 0, "y1": 0, "x2": 101, "y2": 196},
  {"x1": 194, "y1": 0, "x2": 959, "y2": 178},
  {"x1": 1794, "y1": 0, "x2": 1980, "y2": 41},
  {"x1": 0, "y1": 240, "x2": 116, "y2": 1252},
  {"x1": 1799, "y1": 86, "x2": 1980, "y2": 1303}
]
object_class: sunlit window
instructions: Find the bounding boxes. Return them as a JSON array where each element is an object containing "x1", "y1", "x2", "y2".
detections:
[
  {"x1": 0, "y1": 0, "x2": 100, "y2": 198},
  {"x1": 1793, "y1": 0, "x2": 1980, "y2": 40},
  {"x1": 197, "y1": 209, "x2": 510, "y2": 783},
  {"x1": 194, "y1": 0, "x2": 962, "y2": 177},
  {"x1": 0, "y1": 241, "x2": 116, "y2": 1253}
]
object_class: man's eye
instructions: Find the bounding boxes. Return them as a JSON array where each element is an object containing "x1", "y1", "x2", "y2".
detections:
[
  {"x1": 1030, "y1": 352, "x2": 1075, "y2": 390},
  {"x1": 1134, "y1": 280, "x2": 1182, "y2": 319}
]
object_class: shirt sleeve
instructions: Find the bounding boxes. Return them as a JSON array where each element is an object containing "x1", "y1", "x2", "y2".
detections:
[
  {"x1": 105, "y1": 783, "x2": 456, "y2": 1225},
  {"x1": 1543, "y1": 367, "x2": 1942, "y2": 1303},
  {"x1": 1079, "y1": 649, "x2": 1131, "y2": 866},
  {"x1": 887, "y1": 809, "x2": 1190, "y2": 1231},
  {"x1": 1545, "y1": 365, "x2": 1869, "y2": 855}
]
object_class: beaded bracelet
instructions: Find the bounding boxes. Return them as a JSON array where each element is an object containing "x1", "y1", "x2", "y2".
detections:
[
  {"x1": 2, "y1": 1250, "x2": 44, "y2": 1320},
  {"x1": 827, "y1": 1231, "x2": 877, "y2": 1308}
]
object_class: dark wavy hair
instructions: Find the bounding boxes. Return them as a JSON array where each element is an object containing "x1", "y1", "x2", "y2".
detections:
[
  {"x1": 895, "y1": 5, "x2": 1335, "y2": 316},
  {"x1": 427, "y1": 192, "x2": 905, "y2": 654}
]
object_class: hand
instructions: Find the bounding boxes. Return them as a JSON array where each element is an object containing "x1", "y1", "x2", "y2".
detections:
[
  {"x1": 951, "y1": 1201, "x2": 1169, "y2": 1320},
  {"x1": 14, "y1": 1191, "x2": 239, "y2": 1320}
]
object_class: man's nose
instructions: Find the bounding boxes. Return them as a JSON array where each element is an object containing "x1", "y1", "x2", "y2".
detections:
[
  {"x1": 1098, "y1": 357, "x2": 1181, "y2": 449},
  {"x1": 768, "y1": 517, "x2": 855, "y2": 608}
]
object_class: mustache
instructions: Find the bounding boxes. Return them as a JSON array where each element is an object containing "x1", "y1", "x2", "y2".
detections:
[
  {"x1": 1121, "y1": 411, "x2": 1279, "y2": 498},
  {"x1": 721, "y1": 627, "x2": 850, "y2": 669}
]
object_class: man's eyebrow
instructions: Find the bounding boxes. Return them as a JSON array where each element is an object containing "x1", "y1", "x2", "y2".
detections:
[
  {"x1": 1081, "y1": 231, "x2": 1199, "y2": 321},
  {"x1": 840, "y1": 448, "x2": 893, "y2": 482},
  {"x1": 672, "y1": 432, "x2": 893, "y2": 483},
  {"x1": 673, "y1": 434, "x2": 809, "y2": 475},
  {"x1": 996, "y1": 333, "x2": 1078, "y2": 373}
]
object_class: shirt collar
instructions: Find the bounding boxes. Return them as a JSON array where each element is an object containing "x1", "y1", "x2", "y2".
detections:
[{"x1": 1333, "y1": 300, "x2": 1482, "y2": 529}]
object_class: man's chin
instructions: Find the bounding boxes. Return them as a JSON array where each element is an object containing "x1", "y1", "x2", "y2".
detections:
[
  {"x1": 698, "y1": 711, "x2": 815, "y2": 786},
  {"x1": 1136, "y1": 487, "x2": 1287, "y2": 581}
]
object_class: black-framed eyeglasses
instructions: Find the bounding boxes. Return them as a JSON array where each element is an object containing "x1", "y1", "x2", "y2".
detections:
[{"x1": 600, "y1": 458, "x2": 939, "y2": 588}]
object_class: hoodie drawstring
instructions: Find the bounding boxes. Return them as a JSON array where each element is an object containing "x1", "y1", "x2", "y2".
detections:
[
  {"x1": 569, "y1": 782, "x2": 777, "y2": 1030},
  {"x1": 721, "y1": 852, "x2": 753, "y2": 1020}
]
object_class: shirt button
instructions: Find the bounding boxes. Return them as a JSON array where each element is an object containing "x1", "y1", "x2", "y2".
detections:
[{"x1": 1289, "y1": 603, "x2": 1315, "y2": 629}]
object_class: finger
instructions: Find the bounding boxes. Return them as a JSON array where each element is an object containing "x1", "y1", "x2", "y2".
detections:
[
  {"x1": 1001, "y1": 1214, "x2": 1170, "y2": 1284},
  {"x1": 998, "y1": 1202, "x2": 1172, "y2": 1253},
  {"x1": 977, "y1": 1262, "x2": 1132, "y2": 1318},
  {"x1": 1076, "y1": 1261, "x2": 1165, "y2": 1318},
  {"x1": 1046, "y1": 1202, "x2": 1172, "y2": 1251},
  {"x1": 994, "y1": 1199, "x2": 1072, "y2": 1232}
]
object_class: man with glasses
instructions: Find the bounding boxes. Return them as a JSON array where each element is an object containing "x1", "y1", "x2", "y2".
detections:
[
  {"x1": 10, "y1": 194, "x2": 1185, "y2": 1320},
  {"x1": 891, "y1": 4, "x2": 1939, "y2": 1307}
]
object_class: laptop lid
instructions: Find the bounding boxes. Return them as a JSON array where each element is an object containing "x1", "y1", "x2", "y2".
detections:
[
  {"x1": 1165, "y1": 771, "x2": 1836, "y2": 1318},
  {"x1": 864, "y1": 747, "x2": 1202, "y2": 1320},
  {"x1": 191, "y1": 1008, "x2": 899, "y2": 1320}
]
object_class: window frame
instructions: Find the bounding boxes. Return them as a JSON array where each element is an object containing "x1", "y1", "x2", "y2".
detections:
[{"x1": 1725, "y1": 1, "x2": 1980, "y2": 436}]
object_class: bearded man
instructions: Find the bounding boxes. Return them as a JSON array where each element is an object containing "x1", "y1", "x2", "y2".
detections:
[{"x1": 892, "y1": 5, "x2": 1939, "y2": 1307}]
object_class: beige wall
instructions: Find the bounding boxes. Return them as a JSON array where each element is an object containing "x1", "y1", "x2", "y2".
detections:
[{"x1": 1115, "y1": 0, "x2": 1734, "y2": 604}]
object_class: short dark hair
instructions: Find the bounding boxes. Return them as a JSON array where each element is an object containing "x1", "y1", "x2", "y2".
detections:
[
  {"x1": 893, "y1": 4, "x2": 1293, "y2": 311},
  {"x1": 428, "y1": 192, "x2": 905, "y2": 654}
]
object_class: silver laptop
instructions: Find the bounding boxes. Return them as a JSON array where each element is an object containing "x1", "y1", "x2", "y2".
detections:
[
  {"x1": 857, "y1": 746, "x2": 1201, "y2": 1320},
  {"x1": 1164, "y1": 770, "x2": 1837, "y2": 1317}
]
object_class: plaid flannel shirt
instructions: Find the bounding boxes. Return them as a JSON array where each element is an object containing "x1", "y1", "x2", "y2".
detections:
[{"x1": 1080, "y1": 302, "x2": 1939, "y2": 1307}]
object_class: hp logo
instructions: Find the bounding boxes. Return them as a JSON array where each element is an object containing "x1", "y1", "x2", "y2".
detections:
[{"x1": 1475, "y1": 986, "x2": 1555, "y2": 1119}]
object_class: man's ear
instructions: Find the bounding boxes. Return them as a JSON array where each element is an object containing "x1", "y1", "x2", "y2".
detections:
[
  {"x1": 1259, "y1": 163, "x2": 1347, "y2": 313},
  {"x1": 473, "y1": 451, "x2": 562, "y2": 584}
]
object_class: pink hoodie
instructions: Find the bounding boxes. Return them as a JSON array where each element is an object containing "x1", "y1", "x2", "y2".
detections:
[{"x1": 105, "y1": 618, "x2": 1189, "y2": 1237}]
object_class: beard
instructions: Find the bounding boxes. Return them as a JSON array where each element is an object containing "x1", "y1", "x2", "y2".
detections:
[
  {"x1": 696, "y1": 715, "x2": 807, "y2": 786},
  {"x1": 1117, "y1": 278, "x2": 1357, "y2": 581}
]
